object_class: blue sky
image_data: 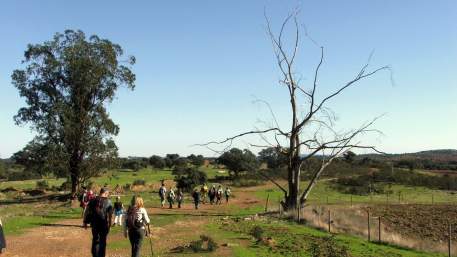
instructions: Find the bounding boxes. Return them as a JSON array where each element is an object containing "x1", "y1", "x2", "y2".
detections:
[{"x1": 0, "y1": 1, "x2": 456, "y2": 158}]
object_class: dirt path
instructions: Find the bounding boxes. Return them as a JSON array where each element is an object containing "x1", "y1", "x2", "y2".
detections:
[{"x1": 2, "y1": 185, "x2": 268, "y2": 257}]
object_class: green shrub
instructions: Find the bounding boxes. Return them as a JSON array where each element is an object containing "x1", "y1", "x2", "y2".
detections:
[
  {"x1": 232, "y1": 178, "x2": 264, "y2": 187},
  {"x1": 36, "y1": 180, "x2": 49, "y2": 190},
  {"x1": 132, "y1": 179, "x2": 145, "y2": 186},
  {"x1": 174, "y1": 167, "x2": 207, "y2": 192},
  {"x1": 59, "y1": 180, "x2": 72, "y2": 191},
  {"x1": 250, "y1": 226, "x2": 264, "y2": 242},
  {"x1": 308, "y1": 236, "x2": 349, "y2": 257},
  {"x1": 189, "y1": 239, "x2": 203, "y2": 252}
]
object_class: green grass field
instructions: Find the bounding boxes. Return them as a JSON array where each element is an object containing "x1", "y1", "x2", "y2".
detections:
[{"x1": 255, "y1": 180, "x2": 457, "y2": 206}]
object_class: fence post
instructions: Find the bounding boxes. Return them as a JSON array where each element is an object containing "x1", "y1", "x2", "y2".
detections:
[
  {"x1": 350, "y1": 195, "x2": 353, "y2": 207},
  {"x1": 265, "y1": 193, "x2": 270, "y2": 212},
  {"x1": 432, "y1": 194, "x2": 434, "y2": 205},
  {"x1": 449, "y1": 223, "x2": 452, "y2": 257},
  {"x1": 367, "y1": 210, "x2": 371, "y2": 241},
  {"x1": 378, "y1": 216, "x2": 382, "y2": 243},
  {"x1": 328, "y1": 209, "x2": 331, "y2": 233}
]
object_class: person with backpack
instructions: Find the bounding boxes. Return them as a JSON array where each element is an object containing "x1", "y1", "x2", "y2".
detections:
[
  {"x1": 176, "y1": 188, "x2": 184, "y2": 208},
  {"x1": 167, "y1": 188, "x2": 176, "y2": 209},
  {"x1": 83, "y1": 188, "x2": 113, "y2": 257},
  {"x1": 192, "y1": 189, "x2": 201, "y2": 210},
  {"x1": 113, "y1": 196, "x2": 124, "y2": 226},
  {"x1": 216, "y1": 185, "x2": 223, "y2": 205},
  {"x1": 0, "y1": 217, "x2": 6, "y2": 254},
  {"x1": 225, "y1": 187, "x2": 231, "y2": 203},
  {"x1": 208, "y1": 185, "x2": 216, "y2": 205},
  {"x1": 158, "y1": 183, "x2": 167, "y2": 208},
  {"x1": 124, "y1": 195, "x2": 150, "y2": 257}
]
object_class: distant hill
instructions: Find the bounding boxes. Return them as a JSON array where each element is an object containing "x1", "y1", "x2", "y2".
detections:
[{"x1": 359, "y1": 149, "x2": 457, "y2": 163}]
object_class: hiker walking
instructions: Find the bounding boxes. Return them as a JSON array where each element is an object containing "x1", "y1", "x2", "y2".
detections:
[
  {"x1": 79, "y1": 187, "x2": 88, "y2": 217},
  {"x1": 192, "y1": 189, "x2": 201, "y2": 209},
  {"x1": 200, "y1": 184, "x2": 208, "y2": 204},
  {"x1": 158, "y1": 183, "x2": 167, "y2": 208},
  {"x1": 0, "y1": 217, "x2": 6, "y2": 254},
  {"x1": 225, "y1": 187, "x2": 231, "y2": 203},
  {"x1": 208, "y1": 185, "x2": 216, "y2": 205},
  {"x1": 176, "y1": 188, "x2": 184, "y2": 208},
  {"x1": 124, "y1": 195, "x2": 151, "y2": 257},
  {"x1": 216, "y1": 185, "x2": 223, "y2": 205},
  {"x1": 83, "y1": 188, "x2": 113, "y2": 257},
  {"x1": 167, "y1": 188, "x2": 176, "y2": 209},
  {"x1": 113, "y1": 196, "x2": 124, "y2": 226}
]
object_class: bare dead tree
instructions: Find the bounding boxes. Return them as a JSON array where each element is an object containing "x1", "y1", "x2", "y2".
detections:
[{"x1": 198, "y1": 12, "x2": 389, "y2": 211}]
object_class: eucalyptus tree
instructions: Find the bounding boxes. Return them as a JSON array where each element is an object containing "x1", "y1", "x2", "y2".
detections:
[{"x1": 12, "y1": 30, "x2": 135, "y2": 197}]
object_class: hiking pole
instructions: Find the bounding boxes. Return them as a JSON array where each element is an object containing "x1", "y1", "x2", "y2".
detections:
[{"x1": 147, "y1": 224, "x2": 154, "y2": 257}]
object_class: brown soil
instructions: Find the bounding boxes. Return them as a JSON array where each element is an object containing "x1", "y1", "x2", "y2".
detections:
[{"x1": 368, "y1": 204, "x2": 457, "y2": 242}]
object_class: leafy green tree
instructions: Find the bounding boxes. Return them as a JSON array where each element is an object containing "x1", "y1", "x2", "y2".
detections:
[
  {"x1": 12, "y1": 30, "x2": 135, "y2": 197},
  {"x1": 216, "y1": 148, "x2": 258, "y2": 178},
  {"x1": 174, "y1": 167, "x2": 207, "y2": 192},
  {"x1": 164, "y1": 154, "x2": 182, "y2": 169},
  {"x1": 343, "y1": 151, "x2": 356, "y2": 163},
  {"x1": 149, "y1": 155, "x2": 165, "y2": 169},
  {"x1": 12, "y1": 138, "x2": 65, "y2": 177},
  {"x1": 258, "y1": 147, "x2": 287, "y2": 169},
  {"x1": 187, "y1": 154, "x2": 205, "y2": 167}
]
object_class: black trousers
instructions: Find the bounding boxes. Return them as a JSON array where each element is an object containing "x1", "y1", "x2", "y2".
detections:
[
  {"x1": 0, "y1": 225, "x2": 6, "y2": 250},
  {"x1": 91, "y1": 226, "x2": 109, "y2": 257},
  {"x1": 129, "y1": 228, "x2": 145, "y2": 257}
]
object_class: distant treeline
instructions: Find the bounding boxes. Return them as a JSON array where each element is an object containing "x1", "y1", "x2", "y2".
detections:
[{"x1": 333, "y1": 167, "x2": 457, "y2": 195}]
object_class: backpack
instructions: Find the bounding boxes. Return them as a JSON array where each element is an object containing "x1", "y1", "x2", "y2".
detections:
[
  {"x1": 159, "y1": 187, "x2": 165, "y2": 197},
  {"x1": 85, "y1": 197, "x2": 108, "y2": 225},
  {"x1": 126, "y1": 207, "x2": 143, "y2": 230}
]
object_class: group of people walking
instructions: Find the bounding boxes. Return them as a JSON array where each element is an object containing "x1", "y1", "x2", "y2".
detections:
[
  {"x1": 82, "y1": 188, "x2": 151, "y2": 257},
  {"x1": 75, "y1": 181, "x2": 235, "y2": 257},
  {"x1": 192, "y1": 184, "x2": 231, "y2": 210},
  {"x1": 158, "y1": 184, "x2": 184, "y2": 209}
]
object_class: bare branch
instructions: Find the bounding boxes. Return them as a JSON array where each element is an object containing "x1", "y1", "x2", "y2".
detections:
[
  {"x1": 256, "y1": 170, "x2": 287, "y2": 193},
  {"x1": 194, "y1": 128, "x2": 287, "y2": 147}
]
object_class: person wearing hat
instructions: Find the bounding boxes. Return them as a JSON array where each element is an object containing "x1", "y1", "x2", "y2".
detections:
[{"x1": 83, "y1": 188, "x2": 113, "y2": 257}]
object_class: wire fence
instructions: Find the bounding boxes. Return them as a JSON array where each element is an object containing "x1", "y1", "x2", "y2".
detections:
[{"x1": 264, "y1": 195, "x2": 457, "y2": 256}]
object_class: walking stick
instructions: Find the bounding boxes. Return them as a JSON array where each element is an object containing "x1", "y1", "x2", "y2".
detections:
[{"x1": 147, "y1": 224, "x2": 154, "y2": 257}]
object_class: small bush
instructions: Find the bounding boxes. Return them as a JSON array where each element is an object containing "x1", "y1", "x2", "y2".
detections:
[
  {"x1": 36, "y1": 180, "x2": 49, "y2": 190},
  {"x1": 132, "y1": 179, "x2": 146, "y2": 186},
  {"x1": 308, "y1": 236, "x2": 349, "y2": 257},
  {"x1": 232, "y1": 178, "x2": 264, "y2": 187},
  {"x1": 250, "y1": 226, "x2": 264, "y2": 242},
  {"x1": 189, "y1": 235, "x2": 218, "y2": 253},
  {"x1": 59, "y1": 181, "x2": 72, "y2": 191},
  {"x1": 189, "y1": 239, "x2": 203, "y2": 252},
  {"x1": 174, "y1": 167, "x2": 207, "y2": 192},
  {"x1": 204, "y1": 235, "x2": 218, "y2": 251},
  {"x1": 123, "y1": 183, "x2": 131, "y2": 191}
]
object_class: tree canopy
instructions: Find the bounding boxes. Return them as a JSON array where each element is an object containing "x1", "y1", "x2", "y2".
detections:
[
  {"x1": 12, "y1": 30, "x2": 135, "y2": 197},
  {"x1": 216, "y1": 148, "x2": 258, "y2": 178}
]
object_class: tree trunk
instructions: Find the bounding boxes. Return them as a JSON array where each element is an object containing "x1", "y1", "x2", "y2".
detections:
[{"x1": 69, "y1": 153, "x2": 81, "y2": 199}]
